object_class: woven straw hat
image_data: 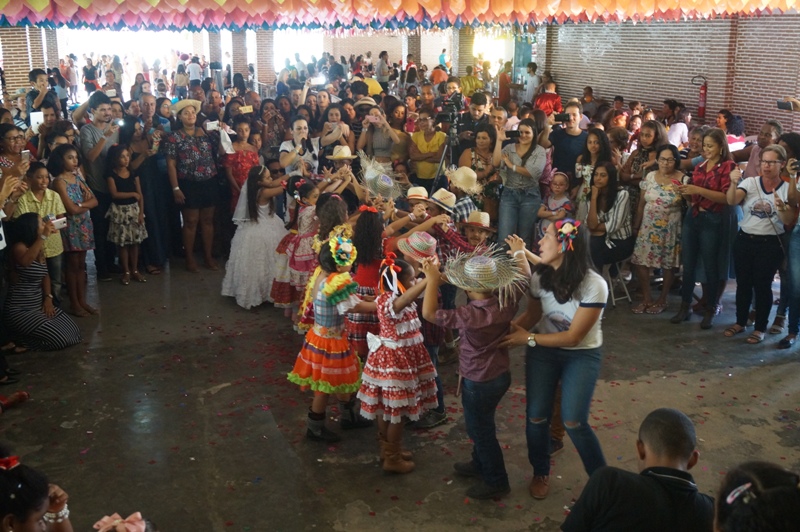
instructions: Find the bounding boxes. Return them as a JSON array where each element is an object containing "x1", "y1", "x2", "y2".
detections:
[
  {"x1": 447, "y1": 166, "x2": 483, "y2": 195},
  {"x1": 365, "y1": 173, "x2": 403, "y2": 199},
  {"x1": 328, "y1": 145, "x2": 358, "y2": 160},
  {"x1": 406, "y1": 186, "x2": 429, "y2": 201},
  {"x1": 457, "y1": 211, "x2": 496, "y2": 233},
  {"x1": 422, "y1": 188, "x2": 456, "y2": 214},
  {"x1": 443, "y1": 246, "x2": 527, "y2": 307},
  {"x1": 172, "y1": 99, "x2": 201, "y2": 115},
  {"x1": 397, "y1": 232, "x2": 437, "y2": 263}
]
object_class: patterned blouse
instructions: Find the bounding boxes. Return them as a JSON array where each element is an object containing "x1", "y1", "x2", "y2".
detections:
[{"x1": 161, "y1": 129, "x2": 217, "y2": 182}]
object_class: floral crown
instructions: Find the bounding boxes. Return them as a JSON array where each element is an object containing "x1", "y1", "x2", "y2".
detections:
[
  {"x1": 555, "y1": 219, "x2": 581, "y2": 254},
  {"x1": 329, "y1": 236, "x2": 357, "y2": 267}
]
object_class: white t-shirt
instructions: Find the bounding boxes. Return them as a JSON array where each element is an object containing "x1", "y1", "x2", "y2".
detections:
[
  {"x1": 529, "y1": 269, "x2": 608, "y2": 350},
  {"x1": 737, "y1": 176, "x2": 788, "y2": 235},
  {"x1": 667, "y1": 122, "x2": 689, "y2": 148},
  {"x1": 280, "y1": 139, "x2": 320, "y2": 177},
  {"x1": 187, "y1": 63, "x2": 202, "y2": 81},
  {"x1": 0, "y1": 211, "x2": 6, "y2": 251}
]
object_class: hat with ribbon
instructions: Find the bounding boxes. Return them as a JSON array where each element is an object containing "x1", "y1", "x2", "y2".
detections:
[
  {"x1": 397, "y1": 232, "x2": 437, "y2": 264},
  {"x1": 171, "y1": 99, "x2": 201, "y2": 116},
  {"x1": 446, "y1": 166, "x2": 483, "y2": 195},
  {"x1": 457, "y1": 211, "x2": 496, "y2": 233},
  {"x1": 406, "y1": 186, "x2": 429, "y2": 201},
  {"x1": 443, "y1": 246, "x2": 528, "y2": 307},
  {"x1": 328, "y1": 145, "x2": 357, "y2": 160},
  {"x1": 93, "y1": 512, "x2": 147, "y2": 532},
  {"x1": 422, "y1": 188, "x2": 456, "y2": 214}
]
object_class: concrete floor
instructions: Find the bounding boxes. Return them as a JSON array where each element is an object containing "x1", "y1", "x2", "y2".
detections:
[{"x1": 2, "y1": 262, "x2": 799, "y2": 532}]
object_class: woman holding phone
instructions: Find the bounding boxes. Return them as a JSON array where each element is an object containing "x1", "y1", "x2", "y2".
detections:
[
  {"x1": 319, "y1": 103, "x2": 354, "y2": 171},
  {"x1": 356, "y1": 105, "x2": 399, "y2": 164}
]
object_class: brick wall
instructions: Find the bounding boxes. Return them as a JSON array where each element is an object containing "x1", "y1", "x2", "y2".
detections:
[
  {"x1": 407, "y1": 33, "x2": 421, "y2": 66},
  {"x1": 420, "y1": 30, "x2": 451, "y2": 73},
  {"x1": 255, "y1": 29, "x2": 275, "y2": 84},
  {"x1": 208, "y1": 31, "x2": 222, "y2": 64},
  {"x1": 231, "y1": 30, "x2": 247, "y2": 76},
  {"x1": 28, "y1": 27, "x2": 45, "y2": 71},
  {"x1": 455, "y1": 27, "x2": 475, "y2": 77},
  {"x1": 44, "y1": 28, "x2": 59, "y2": 68},
  {"x1": 541, "y1": 15, "x2": 800, "y2": 135},
  {"x1": 0, "y1": 27, "x2": 32, "y2": 94},
  {"x1": 323, "y1": 34, "x2": 404, "y2": 68}
]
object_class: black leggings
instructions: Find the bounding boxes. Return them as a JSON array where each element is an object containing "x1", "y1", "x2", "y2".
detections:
[
  {"x1": 734, "y1": 231, "x2": 783, "y2": 331},
  {"x1": 590, "y1": 235, "x2": 635, "y2": 274}
]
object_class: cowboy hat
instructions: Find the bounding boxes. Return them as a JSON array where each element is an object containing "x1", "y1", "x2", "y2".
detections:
[
  {"x1": 406, "y1": 187, "x2": 429, "y2": 201},
  {"x1": 328, "y1": 145, "x2": 357, "y2": 160},
  {"x1": 397, "y1": 232, "x2": 437, "y2": 264},
  {"x1": 172, "y1": 99, "x2": 201, "y2": 115},
  {"x1": 457, "y1": 211, "x2": 496, "y2": 233},
  {"x1": 443, "y1": 246, "x2": 527, "y2": 307},
  {"x1": 447, "y1": 167, "x2": 483, "y2": 195},
  {"x1": 422, "y1": 188, "x2": 456, "y2": 214}
]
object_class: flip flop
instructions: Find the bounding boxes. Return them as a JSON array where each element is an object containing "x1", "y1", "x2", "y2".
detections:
[
  {"x1": 646, "y1": 302, "x2": 667, "y2": 315},
  {"x1": 145, "y1": 266, "x2": 163, "y2": 275},
  {"x1": 631, "y1": 302, "x2": 649, "y2": 314},
  {"x1": 724, "y1": 325, "x2": 746, "y2": 337},
  {"x1": 746, "y1": 331, "x2": 765, "y2": 344}
]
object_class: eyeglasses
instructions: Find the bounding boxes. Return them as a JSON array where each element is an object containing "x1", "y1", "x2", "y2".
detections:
[
  {"x1": 760, "y1": 160, "x2": 782, "y2": 166},
  {"x1": 658, "y1": 157, "x2": 676, "y2": 163},
  {"x1": 3, "y1": 135, "x2": 23, "y2": 142}
]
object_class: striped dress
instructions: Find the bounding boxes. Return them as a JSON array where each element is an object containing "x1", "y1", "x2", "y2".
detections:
[{"x1": 5, "y1": 261, "x2": 81, "y2": 351}]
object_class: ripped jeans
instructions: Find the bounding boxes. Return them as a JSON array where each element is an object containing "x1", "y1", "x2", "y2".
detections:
[{"x1": 524, "y1": 345, "x2": 606, "y2": 477}]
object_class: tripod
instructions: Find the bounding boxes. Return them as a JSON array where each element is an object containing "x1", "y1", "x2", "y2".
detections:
[{"x1": 430, "y1": 119, "x2": 461, "y2": 193}]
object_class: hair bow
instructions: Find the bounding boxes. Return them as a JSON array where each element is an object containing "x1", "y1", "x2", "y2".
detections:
[
  {"x1": 0, "y1": 456, "x2": 20, "y2": 470},
  {"x1": 93, "y1": 512, "x2": 146, "y2": 532},
  {"x1": 359, "y1": 204, "x2": 378, "y2": 213},
  {"x1": 295, "y1": 178, "x2": 306, "y2": 187},
  {"x1": 555, "y1": 219, "x2": 581, "y2": 254},
  {"x1": 379, "y1": 252, "x2": 405, "y2": 295}
]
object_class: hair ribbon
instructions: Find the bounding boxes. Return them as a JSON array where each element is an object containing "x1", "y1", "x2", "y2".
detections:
[
  {"x1": 0, "y1": 456, "x2": 20, "y2": 470},
  {"x1": 379, "y1": 252, "x2": 405, "y2": 295},
  {"x1": 359, "y1": 204, "x2": 378, "y2": 213}
]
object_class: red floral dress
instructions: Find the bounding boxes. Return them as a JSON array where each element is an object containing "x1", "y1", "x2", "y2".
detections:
[
  {"x1": 357, "y1": 292, "x2": 438, "y2": 423},
  {"x1": 223, "y1": 149, "x2": 259, "y2": 212}
]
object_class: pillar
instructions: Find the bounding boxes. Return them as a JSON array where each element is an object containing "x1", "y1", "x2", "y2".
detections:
[
  {"x1": 454, "y1": 27, "x2": 474, "y2": 77},
  {"x1": 192, "y1": 32, "x2": 205, "y2": 58},
  {"x1": 208, "y1": 31, "x2": 222, "y2": 65},
  {"x1": 44, "y1": 28, "x2": 59, "y2": 68},
  {"x1": 28, "y1": 27, "x2": 45, "y2": 69},
  {"x1": 0, "y1": 27, "x2": 32, "y2": 94},
  {"x1": 407, "y1": 32, "x2": 421, "y2": 65},
  {"x1": 255, "y1": 29, "x2": 276, "y2": 84},
  {"x1": 231, "y1": 30, "x2": 248, "y2": 77}
]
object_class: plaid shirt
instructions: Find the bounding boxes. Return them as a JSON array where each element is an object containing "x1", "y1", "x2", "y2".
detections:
[
  {"x1": 433, "y1": 224, "x2": 488, "y2": 255},
  {"x1": 433, "y1": 222, "x2": 460, "y2": 266},
  {"x1": 451, "y1": 196, "x2": 477, "y2": 224}
]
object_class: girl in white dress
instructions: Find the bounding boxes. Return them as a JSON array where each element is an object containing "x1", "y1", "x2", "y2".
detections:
[{"x1": 222, "y1": 165, "x2": 287, "y2": 309}]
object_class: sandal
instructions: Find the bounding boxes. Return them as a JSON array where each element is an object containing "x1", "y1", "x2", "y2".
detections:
[
  {"x1": 724, "y1": 325, "x2": 746, "y2": 337},
  {"x1": 769, "y1": 315, "x2": 786, "y2": 335},
  {"x1": 131, "y1": 271, "x2": 147, "y2": 283},
  {"x1": 631, "y1": 302, "x2": 649, "y2": 314},
  {"x1": 646, "y1": 302, "x2": 667, "y2": 315},
  {"x1": 746, "y1": 331, "x2": 765, "y2": 344},
  {"x1": 145, "y1": 265, "x2": 162, "y2": 275},
  {"x1": 121, "y1": 272, "x2": 130, "y2": 286}
]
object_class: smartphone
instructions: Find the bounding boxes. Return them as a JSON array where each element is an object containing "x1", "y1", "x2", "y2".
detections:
[
  {"x1": 670, "y1": 179, "x2": 683, "y2": 187},
  {"x1": 790, "y1": 160, "x2": 800, "y2": 173},
  {"x1": 52, "y1": 218, "x2": 67, "y2": 230},
  {"x1": 777, "y1": 100, "x2": 793, "y2": 111},
  {"x1": 21, "y1": 150, "x2": 31, "y2": 163},
  {"x1": 311, "y1": 75, "x2": 326, "y2": 85},
  {"x1": 239, "y1": 105, "x2": 253, "y2": 114},
  {"x1": 205, "y1": 120, "x2": 220, "y2": 131},
  {"x1": 366, "y1": 115, "x2": 381, "y2": 124},
  {"x1": 553, "y1": 113, "x2": 571, "y2": 122},
  {"x1": 116, "y1": 119, "x2": 125, "y2": 126},
  {"x1": 506, "y1": 130, "x2": 520, "y2": 139},
  {"x1": 106, "y1": 89, "x2": 117, "y2": 97}
]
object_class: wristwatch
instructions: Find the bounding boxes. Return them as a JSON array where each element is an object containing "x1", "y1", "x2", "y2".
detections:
[{"x1": 527, "y1": 333, "x2": 537, "y2": 347}]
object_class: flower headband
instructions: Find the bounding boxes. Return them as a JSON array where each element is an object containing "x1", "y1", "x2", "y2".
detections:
[
  {"x1": 329, "y1": 236, "x2": 357, "y2": 267},
  {"x1": 93, "y1": 512, "x2": 146, "y2": 532},
  {"x1": 379, "y1": 252, "x2": 405, "y2": 295},
  {"x1": 555, "y1": 219, "x2": 581, "y2": 254},
  {"x1": 0, "y1": 456, "x2": 20, "y2": 470}
]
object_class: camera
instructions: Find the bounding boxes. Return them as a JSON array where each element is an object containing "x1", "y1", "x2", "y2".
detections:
[
  {"x1": 791, "y1": 160, "x2": 800, "y2": 173},
  {"x1": 435, "y1": 96, "x2": 462, "y2": 124}
]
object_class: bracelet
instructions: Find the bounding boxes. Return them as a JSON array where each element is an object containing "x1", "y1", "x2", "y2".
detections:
[
  {"x1": 513, "y1": 250, "x2": 526, "y2": 258},
  {"x1": 46, "y1": 294, "x2": 54, "y2": 299},
  {"x1": 408, "y1": 213, "x2": 416, "y2": 222},
  {"x1": 172, "y1": 186, "x2": 180, "y2": 192},
  {"x1": 43, "y1": 504, "x2": 69, "y2": 523}
]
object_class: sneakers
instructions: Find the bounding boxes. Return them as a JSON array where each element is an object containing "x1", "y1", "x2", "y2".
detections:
[
  {"x1": 529, "y1": 475, "x2": 550, "y2": 499},
  {"x1": 413, "y1": 409, "x2": 447, "y2": 429},
  {"x1": 453, "y1": 461, "x2": 481, "y2": 478},
  {"x1": 466, "y1": 482, "x2": 510, "y2": 500},
  {"x1": 549, "y1": 438, "x2": 564, "y2": 456}
]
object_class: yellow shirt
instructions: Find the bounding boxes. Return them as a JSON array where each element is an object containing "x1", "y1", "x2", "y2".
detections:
[
  {"x1": 411, "y1": 131, "x2": 447, "y2": 180},
  {"x1": 13, "y1": 189, "x2": 66, "y2": 258},
  {"x1": 364, "y1": 77, "x2": 383, "y2": 96},
  {"x1": 390, "y1": 130, "x2": 410, "y2": 163},
  {"x1": 461, "y1": 75, "x2": 483, "y2": 98}
]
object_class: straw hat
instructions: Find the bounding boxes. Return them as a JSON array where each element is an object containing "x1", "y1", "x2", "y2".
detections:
[
  {"x1": 458, "y1": 211, "x2": 496, "y2": 233},
  {"x1": 406, "y1": 187, "x2": 429, "y2": 201},
  {"x1": 397, "y1": 232, "x2": 437, "y2": 263},
  {"x1": 447, "y1": 167, "x2": 482, "y2": 195},
  {"x1": 328, "y1": 145, "x2": 357, "y2": 160},
  {"x1": 443, "y1": 246, "x2": 527, "y2": 307},
  {"x1": 365, "y1": 173, "x2": 403, "y2": 200},
  {"x1": 422, "y1": 188, "x2": 456, "y2": 214},
  {"x1": 355, "y1": 97, "x2": 378, "y2": 108},
  {"x1": 172, "y1": 99, "x2": 201, "y2": 115}
]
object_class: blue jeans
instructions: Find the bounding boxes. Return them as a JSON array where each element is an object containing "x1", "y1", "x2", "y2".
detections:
[
  {"x1": 525, "y1": 345, "x2": 606, "y2": 476},
  {"x1": 681, "y1": 211, "x2": 723, "y2": 305},
  {"x1": 462, "y1": 372, "x2": 511, "y2": 488},
  {"x1": 497, "y1": 187, "x2": 540, "y2": 248},
  {"x1": 426, "y1": 345, "x2": 444, "y2": 412}
]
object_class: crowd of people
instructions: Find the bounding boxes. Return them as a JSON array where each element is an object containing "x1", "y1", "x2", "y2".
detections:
[{"x1": 0, "y1": 45, "x2": 799, "y2": 531}]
